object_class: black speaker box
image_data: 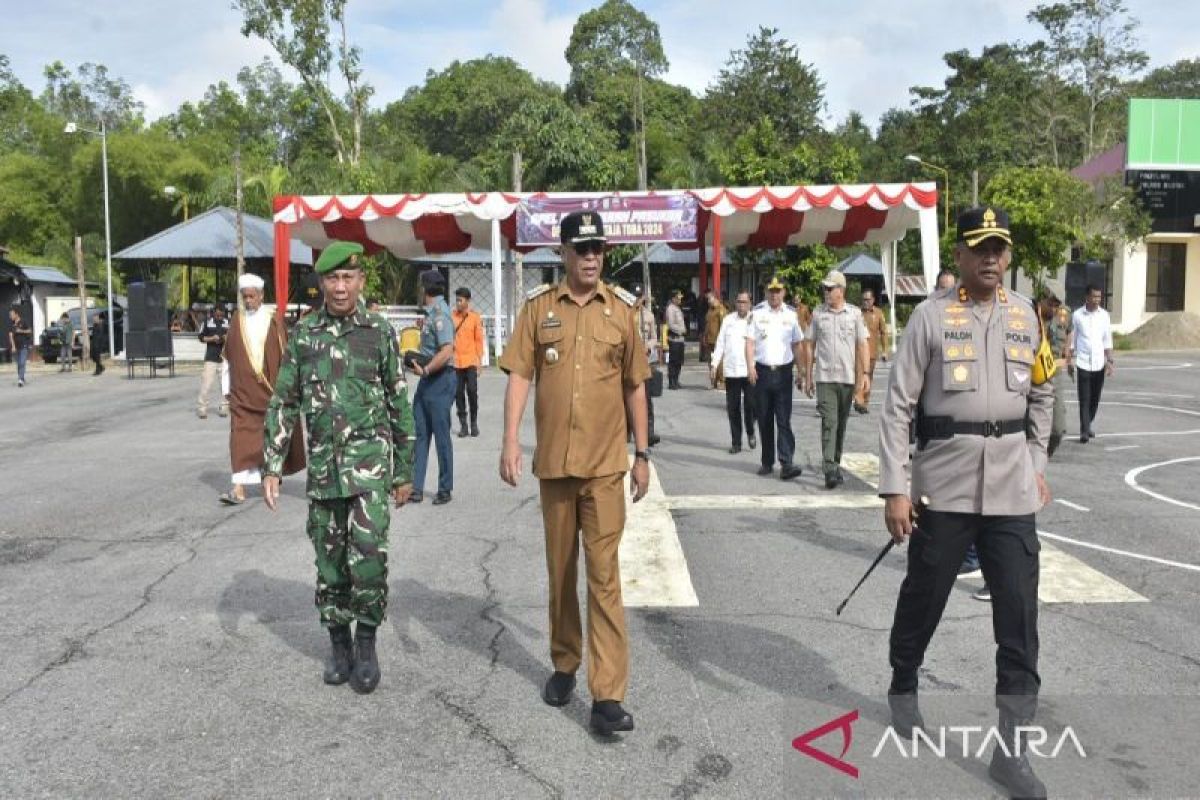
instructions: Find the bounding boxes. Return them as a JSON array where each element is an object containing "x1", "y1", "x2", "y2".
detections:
[
  {"x1": 127, "y1": 282, "x2": 168, "y2": 332},
  {"x1": 125, "y1": 329, "x2": 173, "y2": 359}
]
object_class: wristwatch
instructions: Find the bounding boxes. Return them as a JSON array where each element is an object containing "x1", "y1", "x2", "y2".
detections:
[{"x1": 634, "y1": 450, "x2": 652, "y2": 462}]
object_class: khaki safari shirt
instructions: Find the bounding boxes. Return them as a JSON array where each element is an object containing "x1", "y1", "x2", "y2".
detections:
[
  {"x1": 807, "y1": 303, "x2": 869, "y2": 385},
  {"x1": 863, "y1": 306, "x2": 890, "y2": 359},
  {"x1": 878, "y1": 285, "x2": 1053, "y2": 515},
  {"x1": 499, "y1": 281, "x2": 651, "y2": 480}
]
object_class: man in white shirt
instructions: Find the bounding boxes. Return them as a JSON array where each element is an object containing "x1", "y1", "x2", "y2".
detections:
[
  {"x1": 1068, "y1": 285, "x2": 1115, "y2": 443},
  {"x1": 745, "y1": 277, "x2": 806, "y2": 479},
  {"x1": 710, "y1": 290, "x2": 757, "y2": 453}
]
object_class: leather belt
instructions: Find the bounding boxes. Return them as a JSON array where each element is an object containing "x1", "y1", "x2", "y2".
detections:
[{"x1": 755, "y1": 362, "x2": 793, "y2": 372}]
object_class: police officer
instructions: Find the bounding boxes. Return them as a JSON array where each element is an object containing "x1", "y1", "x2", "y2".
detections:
[
  {"x1": 263, "y1": 241, "x2": 415, "y2": 695},
  {"x1": 409, "y1": 269, "x2": 457, "y2": 505},
  {"x1": 804, "y1": 269, "x2": 870, "y2": 489},
  {"x1": 878, "y1": 207, "x2": 1053, "y2": 799},
  {"x1": 665, "y1": 289, "x2": 687, "y2": 389},
  {"x1": 745, "y1": 276, "x2": 805, "y2": 480},
  {"x1": 1039, "y1": 291, "x2": 1072, "y2": 457},
  {"x1": 498, "y1": 210, "x2": 651, "y2": 736}
]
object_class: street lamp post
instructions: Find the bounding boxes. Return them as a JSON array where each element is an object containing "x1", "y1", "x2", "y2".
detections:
[
  {"x1": 905, "y1": 154, "x2": 951, "y2": 233},
  {"x1": 65, "y1": 120, "x2": 116, "y2": 358}
]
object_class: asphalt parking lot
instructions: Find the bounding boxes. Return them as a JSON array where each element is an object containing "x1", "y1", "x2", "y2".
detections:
[{"x1": 0, "y1": 351, "x2": 1197, "y2": 798}]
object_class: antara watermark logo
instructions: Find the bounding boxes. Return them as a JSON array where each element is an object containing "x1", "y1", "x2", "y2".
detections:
[{"x1": 792, "y1": 710, "x2": 1086, "y2": 778}]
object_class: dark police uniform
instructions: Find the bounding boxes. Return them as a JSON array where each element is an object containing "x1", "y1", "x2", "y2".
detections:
[
  {"x1": 879, "y1": 207, "x2": 1053, "y2": 715},
  {"x1": 412, "y1": 270, "x2": 457, "y2": 501}
]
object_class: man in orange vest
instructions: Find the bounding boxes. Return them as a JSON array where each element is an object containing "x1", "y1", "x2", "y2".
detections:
[{"x1": 452, "y1": 287, "x2": 486, "y2": 437}]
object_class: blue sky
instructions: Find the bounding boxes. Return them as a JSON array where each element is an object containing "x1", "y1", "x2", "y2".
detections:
[{"x1": 4, "y1": 0, "x2": 1197, "y2": 127}]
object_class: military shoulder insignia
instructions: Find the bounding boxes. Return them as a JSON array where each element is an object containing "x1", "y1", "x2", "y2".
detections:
[
  {"x1": 611, "y1": 285, "x2": 636, "y2": 307},
  {"x1": 526, "y1": 284, "x2": 552, "y2": 301}
]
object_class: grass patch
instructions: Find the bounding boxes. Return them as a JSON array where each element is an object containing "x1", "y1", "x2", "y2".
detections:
[{"x1": 1113, "y1": 333, "x2": 1136, "y2": 351}]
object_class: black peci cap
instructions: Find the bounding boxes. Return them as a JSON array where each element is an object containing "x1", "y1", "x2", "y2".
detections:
[{"x1": 559, "y1": 210, "x2": 606, "y2": 245}]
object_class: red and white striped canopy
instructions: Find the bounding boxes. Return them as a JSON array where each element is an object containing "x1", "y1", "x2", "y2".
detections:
[{"x1": 272, "y1": 183, "x2": 938, "y2": 258}]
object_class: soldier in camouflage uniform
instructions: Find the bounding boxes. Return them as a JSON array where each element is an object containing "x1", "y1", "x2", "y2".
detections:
[{"x1": 263, "y1": 240, "x2": 415, "y2": 695}]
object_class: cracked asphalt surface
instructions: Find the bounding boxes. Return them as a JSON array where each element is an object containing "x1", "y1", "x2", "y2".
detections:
[{"x1": 1, "y1": 352, "x2": 1198, "y2": 797}]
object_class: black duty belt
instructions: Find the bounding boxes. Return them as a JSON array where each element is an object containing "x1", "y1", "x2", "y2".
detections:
[{"x1": 916, "y1": 416, "x2": 1025, "y2": 450}]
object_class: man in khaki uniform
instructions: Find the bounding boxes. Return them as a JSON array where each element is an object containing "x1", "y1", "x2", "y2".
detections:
[
  {"x1": 803, "y1": 269, "x2": 870, "y2": 489},
  {"x1": 854, "y1": 288, "x2": 889, "y2": 413},
  {"x1": 499, "y1": 210, "x2": 651, "y2": 736},
  {"x1": 878, "y1": 207, "x2": 1054, "y2": 799}
]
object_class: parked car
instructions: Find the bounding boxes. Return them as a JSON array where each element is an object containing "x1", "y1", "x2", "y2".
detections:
[{"x1": 39, "y1": 305, "x2": 125, "y2": 363}]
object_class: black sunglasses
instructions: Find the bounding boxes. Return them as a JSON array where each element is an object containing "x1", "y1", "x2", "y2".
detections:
[{"x1": 572, "y1": 240, "x2": 605, "y2": 256}]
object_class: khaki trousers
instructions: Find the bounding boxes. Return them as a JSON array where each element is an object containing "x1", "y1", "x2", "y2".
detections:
[
  {"x1": 197, "y1": 361, "x2": 227, "y2": 414},
  {"x1": 855, "y1": 356, "x2": 878, "y2": 406},
  {"x1": 539, "y1": 472, "x2": 629, "y2": 701}
]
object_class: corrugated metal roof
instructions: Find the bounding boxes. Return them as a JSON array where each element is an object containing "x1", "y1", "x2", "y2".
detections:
[
  {"x1": 836, "y1": 253, "x2": 883, "y2": 277},
  {"x1": 894, "y1": 275, "x2": 928, "y2": 297},
  {"x1": 114, "y1": 206, "x2": 313, "y2": 265},
  {"x1": 19, "y1": 266, "x2": 97, "y2": 286}
]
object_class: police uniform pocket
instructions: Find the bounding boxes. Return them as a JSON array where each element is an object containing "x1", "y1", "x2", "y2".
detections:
[
  {"x1": 942, "y1": 360, "x2": 978, "y2": 392},
  {"x1": 1005, "y1": 362, "x2": 1032, "y2": 394}
]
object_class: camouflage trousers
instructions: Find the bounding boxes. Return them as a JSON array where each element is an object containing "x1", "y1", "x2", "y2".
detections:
[{"x1": 306, "y1": 490, "x2": 390, "y2": 627}]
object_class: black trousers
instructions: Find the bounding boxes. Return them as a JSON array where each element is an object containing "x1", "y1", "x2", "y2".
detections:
[
  {"x1": 724, "y1": 376, "x2": 756, "y2": 446},
  {"x1": 754, "y1": 363, "x2": 795, "y2": 468},
  {"x1": 668, "y1": 340, "x2": 685, "y2": 387},
  {"x1": 1076, "y1": 367, "x2": 1105, "y2": 435},
  {"x1": 646, "y1": 392, "x2": 655, "y2": 438},
  {"x1": 455, "y1": 367, "x2": 479, "y2": 425},
  {"x1": 889, "y1": 510, "x2": 1041, "y2": 714}
]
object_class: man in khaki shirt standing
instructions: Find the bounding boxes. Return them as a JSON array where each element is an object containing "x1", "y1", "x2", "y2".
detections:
[
  {"x1": 854, "y1": 288, "x2": 889, "y2": 413},
  {"x1": 499, "y1": 211, "x2": 651, "y2": 736},
  {"x1": 878, "y1": 207, "x2": 1054, "y2": 799},
  {"x1": 804, "y1": 269, "x2": 870, "y2": 489}
]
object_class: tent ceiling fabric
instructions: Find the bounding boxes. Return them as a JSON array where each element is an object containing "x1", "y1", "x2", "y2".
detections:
[{"x1": 274, "y1": 184, "x2": 937, "y2": 260}]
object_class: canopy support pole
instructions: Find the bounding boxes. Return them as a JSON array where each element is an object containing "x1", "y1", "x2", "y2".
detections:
[
  {"x1": 490, "y1": 218, "x2": 503, "y2": 358},
  {"x1": 882, "y1": 240, "x2": 898, "y2": 354},
  {"x1": 918, "y1": 205, "x2": 940, "y2": 297},
  {"x1": 712, "y1": 215, "x2": 723, "y2": 299},
  {"x1": 273, "y1": 221, "x2": 290, "y2": 324}
]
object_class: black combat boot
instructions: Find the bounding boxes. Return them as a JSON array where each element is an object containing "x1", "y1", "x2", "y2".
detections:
[
  {"x1": 323, "y1": 624, "x2": 353, "y2": 685},
  {"x1": 988, "y1": 708, "x2": 1047, "y2": 799},
  {"x1": 470, "y1": 418, "x2": 480, "y2": 437},
  {"x1": 350, "y1": 623, "x2": 381, "y2": 694},
  {"x1": 887, "y1": 691, "x2": 926, "y2": 737},
  {"x1": 457, "y1": 417, "x2": 469, "y2": 437}
]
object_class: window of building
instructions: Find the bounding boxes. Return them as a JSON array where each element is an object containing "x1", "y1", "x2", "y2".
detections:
[{"x1": 1145, "y1": 243, "x2": 1186, "y2": 312}]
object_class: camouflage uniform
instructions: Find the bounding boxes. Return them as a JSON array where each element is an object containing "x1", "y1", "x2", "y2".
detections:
[{"x1": 264, "y1": 303, "x2": 414, "y2": 627}]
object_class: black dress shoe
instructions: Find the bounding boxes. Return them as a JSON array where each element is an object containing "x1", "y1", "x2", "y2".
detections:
[
  {"x1": 648, "y1": 434, "x2": 661, "y2": 446},
  {"x1": 1078, "y1": 433, "x2": 1089, "y2": 443},
  {"x1": 780, "y1": 464, "x2": 802, "y2": 481},
  {"x1": 409, "y1": 491, "x2": 424, "y2": 503},
  {"x1": 432, "y1": 491, "x2": 452, "y2": 505},
  {"x1": 756, "y1": 465, "x2": 773, "y2": 476},
  {"x1": 824, "y1": 474, "x2": 839, "y2": 490},
  {"x1": 470, "y1": 423, "x2": 480, "y2": 437},
  {"x1": 590, "y1": 700, "x2": 634, "y2": 734},
  {"x1": 747, "y1": 434, "x2": 757, "y2": 449},
  {"x1": 888, "y1": 692, "x2": 926, "y2": 737},
  {"x1": 728, "y1": 445, "x2": 741, "y2": 454},
  {"x1": 835, "y1": 469, "x2": 845, "y2": 485},
  {"x1": 457, "y1": 427, "x2": 468, "y2": 438},
  {"x1": 542, "y1": 671, "x2": 576, "y2": 706},
  {"x1": 853, "y1": 403, "x2": 869, "y2": 415}
]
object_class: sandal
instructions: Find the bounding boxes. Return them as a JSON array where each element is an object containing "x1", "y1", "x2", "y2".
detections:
[{"x1": 218, "y1": 491, "x2": 245, "y2": 506}]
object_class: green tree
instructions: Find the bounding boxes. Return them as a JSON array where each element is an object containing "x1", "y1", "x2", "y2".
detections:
[
  {"x1": 0, "y1": 151, "x2": 71, "y2": 255},
  {"x1": 982, "y1": 166, "x2": 1090, "y2": 289},
  {"x1": 564, "y1": 0, "x2": 668, "y2": 106},
  {"x1": 1129, "y1": 58, "x2": 1200, "y2": 99},
  {"x1": 234, "y1": 0, "x2": 372, "y2": 167},
  {"x1": 39, "y1": 61, "x2": 144, "y2": 131},
  {"x1": 703, "y1": 27, "x2": 825, "y2": 148}
]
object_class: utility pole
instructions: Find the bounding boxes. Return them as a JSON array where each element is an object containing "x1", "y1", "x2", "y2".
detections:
[{"x1": 74, "y1": 236, "x2": 89, "y2": 365}]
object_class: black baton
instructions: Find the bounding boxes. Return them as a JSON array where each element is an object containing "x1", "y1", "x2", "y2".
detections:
[{"x1": 835, "y1": 496, "x2": 929, "y2": 616}]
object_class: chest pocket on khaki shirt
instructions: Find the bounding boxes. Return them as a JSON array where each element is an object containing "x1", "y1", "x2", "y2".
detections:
[
  {"x1": 592, "y1": 321, "x2": 624, "y2": 374},
  {"x1": 939, "y1": 319, "x2": 978, "y2": 392},
  {"x1": 536, "y1": 324, "x2": 565, "y2": 371}
]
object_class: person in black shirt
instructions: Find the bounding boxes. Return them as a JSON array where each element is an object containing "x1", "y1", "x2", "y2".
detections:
[
  {"x1": 8, "y1": 308, "x2": 32, "y2": 387},
  {"x1": 90, "y1": 312, "x2": 108, "y2": 376},
  {"x1": 197, "y1": 305, "x2": 229, "y2": 418}
]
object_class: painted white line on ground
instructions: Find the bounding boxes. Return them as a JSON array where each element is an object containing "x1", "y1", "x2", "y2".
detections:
[
  {"x1": 1124, "y1": 457, "x2": 1200, "y2": 511},
  {"x1": 1105, "y1": 445, "x2": 1140, "y2": 452},
  {"x1": 1054, "y1": 498, "x2": 1091, "y2": 512},
  {"x1": 1069, "y1": 401, "x2": 1200, "y2": 439},
  {"x1": 1039, "y1": 529, "x2": 1200, "y2": 574},
  {"x1": 1037, "y1": 543, "x2": 1147, "y2": 603},
  {"x1": 1104, "y1": 391, "x2": 1194, "y2": 399},
  {"x1": 840, "y1": 452, "x2": 881, "y2": 489},
  {"x1": 668, "y1": 494, "x2": 884, "y2": 511},
  {"x1": 1115, "y1": 362, "x2": 1193, "y2": 371},
  {"x1": 621, "y1": 462, "x2": 699, "y2": 607}
]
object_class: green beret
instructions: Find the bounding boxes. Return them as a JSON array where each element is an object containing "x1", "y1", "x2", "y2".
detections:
[{"x1": 314, "y1": 241, "x2": 365, "y2": 274}]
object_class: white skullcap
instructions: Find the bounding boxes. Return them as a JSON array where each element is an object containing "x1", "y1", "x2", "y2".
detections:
[{"x1": 238, "y1": 273, "x2": 265, "y2": 291}]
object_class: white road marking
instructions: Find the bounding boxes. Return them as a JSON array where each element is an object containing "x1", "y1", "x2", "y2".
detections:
[
  {"x1": 621, "y1": 462, "x2": 699, "y2": 607},
  {"x1": 1054, "y1": 498, "x2": 1091, "y2": 512},
  {"x1": 1124, "y1": 457, "x2": 1200, "y2": 511},
  {"x1": 1039, "y1": 529, "x2": 1200, "y2": 574},
  {"x1": 1071, "y1": 401, "x2": 1200, "y2": 438},
  {"x1": 1104, "y1": 391, "x2": 1194, "y2": 399},
  {"x1": 1105, "y1": 445, "x2": 1140, "y2": 452},
  {"x1": 1114, "y1": 362, "x2": 1193, "y2": 370},
  {"x1": 669, "y1": 494, "x2": 883, "y2": 511}
]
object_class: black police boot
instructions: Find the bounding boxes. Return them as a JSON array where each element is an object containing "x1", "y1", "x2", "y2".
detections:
[
  {"x1": 541, "y1": 671, "x2": 576, "y2": 706},
  {"x1": 887, "y1": 691, "x2": 926, "y2": 737},
  {"x1": 590, "y1": 700, "x2": 634, "y2": 734},
  {"x1": 323, "y1": 624, "x2": 353, "y2": 685},
  {"x1": 470, "y1": 417, "x2": 480, "y2": 437},
  {"x1": 350, "y1": 623, "x2": 381, "y2": 694},
  {"x1": 457, "y1": 416, "x2": 468, "y2": 438},
  {"x1": 988, "y1": 709, "x2": 1047, "y2": 799}
]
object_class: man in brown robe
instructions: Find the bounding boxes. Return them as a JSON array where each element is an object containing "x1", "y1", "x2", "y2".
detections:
[{"x1": 218, "y1": 273, "x2": 304, "y2": 504}]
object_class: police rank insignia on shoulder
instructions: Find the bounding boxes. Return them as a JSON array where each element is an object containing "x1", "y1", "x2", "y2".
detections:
[
  {"x1": 526, "y1": 284, "x2": 552, "y2": 301},
  {"x1": 611, "y1": 285, "x2": 636, "y2": 307}
]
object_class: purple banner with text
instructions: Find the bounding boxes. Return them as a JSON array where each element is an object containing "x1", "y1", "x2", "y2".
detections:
[{"x1": 516, "y1": 195, "x2": 699, "y2": 246}]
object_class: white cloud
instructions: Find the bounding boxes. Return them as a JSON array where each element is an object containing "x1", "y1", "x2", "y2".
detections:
[{"x1": 487, "y1": 0, "x2": 575, "y2": 84}]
